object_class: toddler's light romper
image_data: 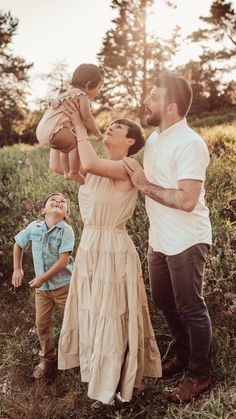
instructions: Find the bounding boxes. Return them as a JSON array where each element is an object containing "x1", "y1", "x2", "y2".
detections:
[{"x1": 36, "y1": 87, "x2": 85, "y2": 147}]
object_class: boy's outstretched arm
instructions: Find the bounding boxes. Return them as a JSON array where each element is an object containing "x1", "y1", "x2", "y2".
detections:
[
  {"x1": 29, "y1": 252, "x2": 71, "y2": 288},
  {"x1": 12, "y1": 243, "x2": 24, "y2": 287}
]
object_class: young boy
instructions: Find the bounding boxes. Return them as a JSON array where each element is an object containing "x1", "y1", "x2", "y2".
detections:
[{"x1": 12, "y1": 192, "x2": 75, "y2": 379}]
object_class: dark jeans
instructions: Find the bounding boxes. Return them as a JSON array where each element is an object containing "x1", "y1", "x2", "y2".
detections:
[{"x1": 148, "y1": 243, "x2": 212, "y2": 379}]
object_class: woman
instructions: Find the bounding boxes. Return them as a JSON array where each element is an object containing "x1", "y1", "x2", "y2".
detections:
[{"x1": 58, "y1": 100, "x2": 161, "y2": 405}]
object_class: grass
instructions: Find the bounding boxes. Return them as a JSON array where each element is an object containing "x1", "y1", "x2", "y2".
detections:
[
  {"x1": 0, "y1": 117, "x2": 236, "y2": 418},
  {"x1": 189, "y1": 108, "x2": 236, "y2": 128}
]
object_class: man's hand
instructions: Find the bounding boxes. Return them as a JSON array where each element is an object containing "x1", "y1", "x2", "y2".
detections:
[
  {"x1": 12, "y1": 268, "x2": 24, "y2": 288},
  {"x1": 123, "y1": 157, "x2": 149, "y2": 190},
  {"x1": 96, "y1": 132, "x2": 104, "y2": 141},
  {"x1": 29, "y1": 277, "x2": 45, "y2": 289}
]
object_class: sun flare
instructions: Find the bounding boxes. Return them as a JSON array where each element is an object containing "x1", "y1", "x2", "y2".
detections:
[
  {"x1": 146, "y1": 0, "x2": 205, "y2": 67},
  {"x1": 146, "y1": 0, "x2": 177, "y2": 40}
]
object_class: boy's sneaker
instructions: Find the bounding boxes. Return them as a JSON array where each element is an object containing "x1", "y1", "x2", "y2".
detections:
[{"x1": 33, "y1": 361, "x2": 54, "y2": 379}]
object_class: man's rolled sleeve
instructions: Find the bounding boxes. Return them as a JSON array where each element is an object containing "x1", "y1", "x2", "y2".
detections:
[
  {"x1": 176, "y1": 140, "x2": 209, "y2": 182},
  {"x1": 59, "y1": 225, "x2": 75, "y2": 254}
]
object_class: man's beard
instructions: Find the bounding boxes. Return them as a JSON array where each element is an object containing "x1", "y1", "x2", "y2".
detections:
[{"x1": 145, "y1": 111, "x2": 162, "y2": 127}]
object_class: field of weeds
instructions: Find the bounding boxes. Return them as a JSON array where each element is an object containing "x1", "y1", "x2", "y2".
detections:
[{"x1": 0, "y1": 120, "x2": 235, "y2": 418}]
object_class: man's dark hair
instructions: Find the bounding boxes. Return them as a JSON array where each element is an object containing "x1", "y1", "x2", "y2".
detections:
[
  {"x1": 155, "y1": 73, "x2": 193, "y2": 117},
  {"x1": 112, "y1": 118, "x2": 146, "y2": 156}
]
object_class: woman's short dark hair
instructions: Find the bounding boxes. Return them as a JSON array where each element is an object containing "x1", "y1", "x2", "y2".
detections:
[
  {"x1": 113, "y1": 118, "x2": 146, "y2": 156},
  {"x1": 155, "y1": 73, "x2": 193, "y2": 117},
  {"x1": 72, "y1": 64, "x2": 104, "y2": 89}
]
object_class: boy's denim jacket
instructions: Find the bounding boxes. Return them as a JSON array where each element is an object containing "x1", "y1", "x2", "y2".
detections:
[{"x1": 15, "y1": 219, "x2": 75, "y2": 291}]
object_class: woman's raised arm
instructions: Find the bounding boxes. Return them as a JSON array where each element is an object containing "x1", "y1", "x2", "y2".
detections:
[{"x1": 63, "y1": 100, "x2": 130, "y2": 181}]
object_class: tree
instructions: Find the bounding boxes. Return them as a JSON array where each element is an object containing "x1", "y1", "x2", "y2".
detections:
[
  {"x1": 176, "y1": 59, "x2": 235, "y2": 114},
  {"x1": 222, "y1": 80, "x2": 236, "y2": 105},
  {"x1": 185, "y1": 1, "x2": 236, "y2": 113},
  {"x1": 34, "y1": 60, "x2": 70, "y2": 111},
  {"x1": 177, "y1": 61, "x2": 223, "y2": 114},
  {"x1": 41, "y1": 60, "x2": 70, "y2": 96},
  {"x1": 189, "y1": 0, "x2": 236, "y2": 70},
  {"x1": 97, "y1": 0, "x2": 180, "y2": 123},
  {"x1": 0, "y1": 11, "x2": 32, "y2": 145}
]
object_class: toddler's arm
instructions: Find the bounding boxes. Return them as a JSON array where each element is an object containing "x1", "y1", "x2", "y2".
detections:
[
  {"x1": 29, "y1": 252, "x2": 71, "y2": 288},
  {"x1": 12, "y1": 243, "x2": 24, "y2": 287},
  {"x1": 79, "y1": 95, "x2": 103, "y2": 140}
]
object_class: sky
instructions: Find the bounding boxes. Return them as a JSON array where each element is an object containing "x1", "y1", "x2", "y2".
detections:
[{"x1": 1, "y1": 0, "x2": 235, "y2": 105}]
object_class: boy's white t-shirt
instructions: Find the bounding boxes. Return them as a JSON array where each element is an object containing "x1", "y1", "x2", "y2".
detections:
[{"x1": 143, "y1": 118, "x2": 212, "y2": 256}]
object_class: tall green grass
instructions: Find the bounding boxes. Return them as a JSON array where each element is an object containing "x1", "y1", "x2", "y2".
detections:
[{"x1": 0, "y1": 121, "x2": 235, "y2": 418}]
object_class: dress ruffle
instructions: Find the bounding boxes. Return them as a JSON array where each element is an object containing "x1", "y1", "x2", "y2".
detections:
[
  {"x1": 50, "y1": 87, "x2": 85, "y2": 109},
  {"x1": 58, "y1": 175, "x2": 162, "y2": 404}
]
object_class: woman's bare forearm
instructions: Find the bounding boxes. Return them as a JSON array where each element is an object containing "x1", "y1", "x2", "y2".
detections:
[{"x1": 75, "y1": 126, "x2": 100, "y2": 170}]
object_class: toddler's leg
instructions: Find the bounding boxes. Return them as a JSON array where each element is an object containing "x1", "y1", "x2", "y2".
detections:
[
  {"x1": 67, "y1": 147, "x2": 84, "y2": 183},
  {"x1": 49, "y1": 149, "x2": 63, "y2": 174},
  {"x1": 60, "y1": 152, "x2": 70, "y2": 179},
  {"x1": 50, "y1": 128, "x2": 76, "y2": 179}
]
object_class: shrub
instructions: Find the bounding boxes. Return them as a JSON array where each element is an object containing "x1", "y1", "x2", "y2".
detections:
[
  {"x1": 0, "y1": 144, "x2": 83, "y2": 281},
  {"x1": 0, "y1": 121, "x2": 235, "y2": 418}
]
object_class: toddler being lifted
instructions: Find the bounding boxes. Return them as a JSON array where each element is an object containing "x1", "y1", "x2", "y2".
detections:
[{"x1": 36, "y1": 64, "x2": 104, "y2": 182}]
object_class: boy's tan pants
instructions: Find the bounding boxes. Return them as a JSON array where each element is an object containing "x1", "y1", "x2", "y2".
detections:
[{"x1": 35, "y1": 284, "x2": 69, "y2": 364}]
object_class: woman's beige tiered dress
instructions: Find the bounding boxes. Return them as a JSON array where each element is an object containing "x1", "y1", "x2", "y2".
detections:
[{"x1": 58, "y1": 174, "x2": 161, "y2": 404}]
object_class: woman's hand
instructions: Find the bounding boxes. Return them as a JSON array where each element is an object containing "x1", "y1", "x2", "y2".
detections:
[{"x1": 63, "y1": 99, "x2": 87, "y2": 134}]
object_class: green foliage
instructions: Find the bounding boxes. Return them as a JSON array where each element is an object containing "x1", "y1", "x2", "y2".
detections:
[
  {"x1": 178, "y1": 61, "x2": 235, "y2": 115},
  {"x1": 189, "y1": 108, "x2": 236, "y2": 127},
  {"x1": 190, "y1": 0, "x2": 236, "y2": 66},
  {"x1": 0, "y1": 144, "x2": 83, "y2": 281},
  {"x1": 0, "y1": 11, "x2": 32, "y2": 146},
  {"x1": 187, "y1": 0, "x2": 236, "y2": 112},
  {"x1": 0, "y1": 120, "x2": 236, "y2": 417},
  {"x1": 97, "y1": 0, "x2": 180, "y2": 122}
]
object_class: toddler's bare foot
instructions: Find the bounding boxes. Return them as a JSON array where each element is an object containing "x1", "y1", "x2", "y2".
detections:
[
  {"x1": 63, "y1": 172, "x2": 70, "y2": 180},
  {"x1": 67, "y1": 171, "x2": 85, "y2": 184}
]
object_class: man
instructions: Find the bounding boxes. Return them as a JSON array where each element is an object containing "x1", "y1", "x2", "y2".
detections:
[{"x1": 123, "y1": 73, "x2": 212, "y2": 403}]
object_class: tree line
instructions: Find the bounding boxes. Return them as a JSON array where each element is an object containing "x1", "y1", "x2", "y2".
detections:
[{"x1": 0, "y1": 0, "x2": 236, "y2": 146}]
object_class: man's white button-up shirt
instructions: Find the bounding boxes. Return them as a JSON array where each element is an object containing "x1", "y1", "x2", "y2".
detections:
[{"x1": 143, "y1": 118, "x2": 212, "y2": 255}]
